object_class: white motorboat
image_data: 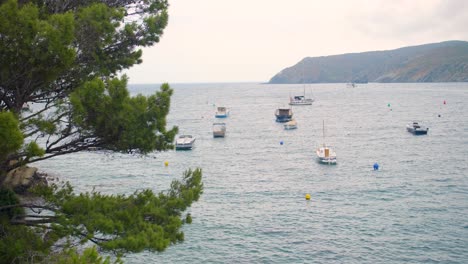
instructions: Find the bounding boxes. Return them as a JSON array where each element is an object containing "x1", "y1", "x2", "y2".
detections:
[
  {"x1": 284, "y1": 120, "x2": 297, "y2": 130},
  {"x1": 175, "y1": 135, "x2": 195, "y2": 150},
  {"x1": 215, "y1": 107, "x2": 229, "y2": 118},
  {"x1": 213, "y1": 123, "x2": 226, "y2": 138},
  {"x1": 406, "y1": 121, "x2": 429, "y2": 135}
]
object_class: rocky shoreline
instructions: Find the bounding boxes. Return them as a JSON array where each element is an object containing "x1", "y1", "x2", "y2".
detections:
[{"x1": 1, "y1": 166, "x2": 49, "y2": 194}]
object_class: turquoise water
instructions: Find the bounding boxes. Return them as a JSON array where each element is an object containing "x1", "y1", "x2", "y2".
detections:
[{"x1": 38, "y1": 83, "x2": 468, "y2": 263}]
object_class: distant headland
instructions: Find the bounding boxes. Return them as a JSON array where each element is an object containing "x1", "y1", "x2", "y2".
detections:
[{"x1": 269, "y1": 40, "x2": 468, "y2": 83}]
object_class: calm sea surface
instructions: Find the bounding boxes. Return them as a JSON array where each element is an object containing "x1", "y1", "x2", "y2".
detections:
[{"x1": 38, "y1": 83, "x2": 468, "y2": 263}]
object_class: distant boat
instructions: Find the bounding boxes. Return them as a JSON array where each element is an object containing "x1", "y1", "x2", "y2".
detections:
[
  {"x1": 284, "y1": 120, "x2": 298, "y2": 130},
  {"x1": 316, "y1": 120, "x2": 337, "y2": 164},
  {"x1": 346, "y1": 83, "x2": 356, "y2": 88},
  {"x1": 289, "y1": 88, "x2": 314, "y2": 105},
  {"x1": 407, "y1": 122, "x2": 429, "y2": 135},
  {"x1": 215, "y1": 107, "x2": 229, "y2": 118},
  {"x1": 275, "y1": 108, "x2": 293, "y2": 122},
  {"x1": 175, "y1": 135, "x2": 195, "y2": 150},
  {"x1": 213, "y1": 122, "x2": 226, "y2": 138}
]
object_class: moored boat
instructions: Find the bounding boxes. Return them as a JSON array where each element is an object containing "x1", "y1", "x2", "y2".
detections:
[
  {"x1": 289, "y1": 95, "x2": 314, "y2": 105},
  {"x1": 407, "y1": 122, "x2": 429, "y2": 135},
  {"x1": 215, "y1": 107, "x2": 229, "y2": 118},
  {"x1": 316, "y1": 120, "x2": 337, "y2": 164},
  {"x1": 213, "y1": 122, "x2": 226, "y2": 138},
  {"x1": 275, "y1": 108, "x2": 293, "y2": 122},
  {"x1": 284, "y1": 120, "x2": 297, "y2": 130},
  {"x1": 175, "y1": 135, "x2": 195, "y2": 150},
  {"x1": 316, "y1": 144, "x2": 337, "y2": 164}
]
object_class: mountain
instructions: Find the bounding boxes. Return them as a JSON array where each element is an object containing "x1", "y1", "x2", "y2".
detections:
[{"x1": 269, "y1": 40, "x2": 468, "y2": 83}]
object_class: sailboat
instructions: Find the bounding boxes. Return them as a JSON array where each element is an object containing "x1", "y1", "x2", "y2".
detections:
[
  {"x1": 316, "y1": 120, "x2": 337, "y2": 164},
  {"x1": 289, "y1": 87, "x2": 314, "y2": 105}
]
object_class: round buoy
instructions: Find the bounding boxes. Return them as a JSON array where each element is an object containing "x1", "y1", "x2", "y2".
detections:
[
  {"x1": 373, "y1": 163, "x2": 379, "y2": 171},
  {"x1": 438, "y1": 114, "x2": 441, "y2": 117},
  {"x1": 305, "y1": 194, "x2": 311, "y2": 200},
  {"x1": 280, "y1": 141, "x2": 284, "y2": 145},
  {"x1": 387, "y1": 103, "x2": 391, "y2": 107},
  {"x1": 164, "y1": 161, "x2": 169, "y2": 166}
]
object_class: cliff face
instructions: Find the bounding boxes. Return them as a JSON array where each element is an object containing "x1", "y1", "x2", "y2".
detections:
[{"x1": 269, "y1": 41, "x2": 468, "y2": 83}]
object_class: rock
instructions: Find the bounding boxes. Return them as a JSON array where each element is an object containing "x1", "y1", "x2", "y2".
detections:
[{"x1": 2, "y1": 167, "x2": 47, "y2": 194}]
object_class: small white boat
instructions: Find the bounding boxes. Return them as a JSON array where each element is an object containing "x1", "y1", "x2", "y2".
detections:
[
  {"x1": 289, "y1": 95, "x2": 314, "y2": 105},
  {"x1": 215, "y1": 107, "x2": 229, "y2": 118},
  {"x1": 316, "y1": 120, "x2": 336, "y2": 164},
  {"x1": 175, "y1": 135, "x2": 195, "y2": 150},
  {"x1": 406, "y1": 121, "x2": 429, "y2": 135},
  {"x1": 284, "y1": 120, "x2": 297, "y2": 130},
  {"x1": 316, "y1": 144, "x2": 337, "y2": 164},
  {"x1": 289, "y1": 87, "x2": 314, "y2": 105},
  {"x1": 213, "y1": 123, "x2": 226, "y2": 138}
]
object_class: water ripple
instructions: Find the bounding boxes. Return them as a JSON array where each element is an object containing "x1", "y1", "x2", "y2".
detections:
[{"x1": 37, "y1": 83, "x2": 468, "y2": 264}]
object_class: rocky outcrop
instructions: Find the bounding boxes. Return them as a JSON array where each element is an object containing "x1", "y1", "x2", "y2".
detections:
[{"x1": 1, "y1": 166, "x2": 47, "y2": 193}]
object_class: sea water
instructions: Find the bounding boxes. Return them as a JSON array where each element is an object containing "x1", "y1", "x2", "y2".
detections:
[{"x1": 37, "y1": 83, "x2": 468, "y2": 263}]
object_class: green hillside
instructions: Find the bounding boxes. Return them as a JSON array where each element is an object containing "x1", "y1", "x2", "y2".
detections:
[{"x1": 269, "y1": 41, "x2": 468, "y2": 83}]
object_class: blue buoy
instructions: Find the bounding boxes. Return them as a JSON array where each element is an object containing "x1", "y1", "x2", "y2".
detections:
[
  {"x1": 280, "y1": 141, "x2": 284, "y2": 145},
  {"x1": 373, "y1": 163, "x2": 379, "y2": 171}
]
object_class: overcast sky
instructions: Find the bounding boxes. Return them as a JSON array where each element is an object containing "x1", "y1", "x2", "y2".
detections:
[{"x1": 125, "y1": 0, "x2": 468, "y2": 84}]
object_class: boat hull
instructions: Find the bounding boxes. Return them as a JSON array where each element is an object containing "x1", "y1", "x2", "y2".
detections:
[
  {"x1": 284, "y1": 125, "x2": 297, "y2": 130},
  {"x1": 175, "y1": 145, "x2": 193, "y2": 150},
  {"x1": 407, "y1": 127, "x2": 428, "y2": 135},
  {"x1": 289, "y1": 101, "x2": 312, "y2": 105},
  {"x1": 275, "y1": 115, "x2": 293, "y2": 122},
  {"x1": 317, "y1": 157, "x2": 337, "y2": 164},
  {"x1": 289, "y1": 98, "x2": 314, "y2": 105}
]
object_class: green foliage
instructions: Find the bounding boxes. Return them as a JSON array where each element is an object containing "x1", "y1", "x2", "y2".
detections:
[
  {"x1": 0, "y1": 218, "x2": 53, "y2": 263},
  {"x1": 51, "y1": 247, "x2": 121, "y2": 264},
  {"x1": 0, "y1": 188, "x2": 23, "y2": 218},
  {"x1": 53, "y1": 168, "x2": 202, "y2": 253},
  {"x1": 0, "y1": 0, "x2": 203, "y2": 262},
  {"x1": 0, "y1": 0, "x2": 75, "y2": 93},
  {"x1": 0, "y1": 0, "x2": 177, "y2": 172},
  {"x1": 25, "y1": 141, "x2": 46, "y2": 159},
  {"x1": 0, "y1": 169, "x2": 202, "y2": 260},
  {"x1": 70, "y1": 77, "x2": 178, "y2": 153},
  {"x1": 0, "y1": 111, "x2": 23, "y2": 161}
]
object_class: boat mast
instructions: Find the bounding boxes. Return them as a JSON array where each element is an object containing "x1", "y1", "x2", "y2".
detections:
[{"x1": 322, "y1": 120, "x2": 325, "y2": 144}]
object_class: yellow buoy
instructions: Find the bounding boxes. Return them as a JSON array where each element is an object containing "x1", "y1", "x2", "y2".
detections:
[
  {"x1": 305, "y1": 194, "x2": 311, "y2": 200},
  {"x1": 164, "y1": 161, "x2": 169, "y2": 166}
]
